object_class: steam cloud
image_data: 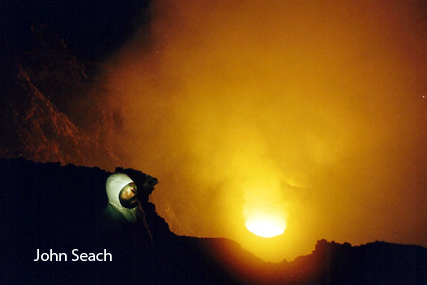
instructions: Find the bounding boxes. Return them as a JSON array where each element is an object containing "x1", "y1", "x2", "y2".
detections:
[{"x1": 99, "y1": 0, "x2": 427, "y2": 261}]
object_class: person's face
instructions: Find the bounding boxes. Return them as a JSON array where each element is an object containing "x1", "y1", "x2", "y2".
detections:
[{"x1": 119, "y1": 182, "x2": 138, "y2": 209}]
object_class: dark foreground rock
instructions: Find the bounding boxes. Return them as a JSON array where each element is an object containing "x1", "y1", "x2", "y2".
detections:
[
  {"x1": 0, "y1": 158, "x2": 426, "y2": 285},
  {"x1": 0, "y1": 158, "x2": 283, "y2": 285}
]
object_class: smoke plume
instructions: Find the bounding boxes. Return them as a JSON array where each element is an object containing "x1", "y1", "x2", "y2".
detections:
[{"x1": 99, "y1": 0, "x2": 427, "y2": 261}]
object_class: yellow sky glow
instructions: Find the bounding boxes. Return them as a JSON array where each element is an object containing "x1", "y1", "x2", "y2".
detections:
[{"x1": 101, "y1": 0, "x2": 427, "y2": 262}]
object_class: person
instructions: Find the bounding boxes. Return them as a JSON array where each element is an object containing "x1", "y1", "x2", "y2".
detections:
[{"x1": 101, "y1": 172, "x2": 158, "y2": 249}]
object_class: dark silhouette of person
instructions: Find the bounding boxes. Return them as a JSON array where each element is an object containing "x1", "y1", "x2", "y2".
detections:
[{"x1": 101, "y1": 172, "x2": 158, "y2": 249}]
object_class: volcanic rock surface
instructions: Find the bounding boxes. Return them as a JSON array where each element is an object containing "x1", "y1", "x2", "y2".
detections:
[{"x1": 1, "y1": 158, "x2": 426, "y2": 285}]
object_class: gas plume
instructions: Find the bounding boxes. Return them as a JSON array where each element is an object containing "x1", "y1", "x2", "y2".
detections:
[{"x1": 100, "y1": 0, "x2": 427, "y2": 261}]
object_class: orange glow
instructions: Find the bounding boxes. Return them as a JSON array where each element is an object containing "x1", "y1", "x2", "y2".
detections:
[
  {"x1": 245, "y1": 214, "x2": 286, "y2": 238},
  {"x1": 99, "y1": 0, "x2": 427, "y2": 262}
]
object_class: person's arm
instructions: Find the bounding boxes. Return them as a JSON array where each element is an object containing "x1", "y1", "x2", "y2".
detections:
[{"x1": 136, "y1": 200, "x2": 153, "y2": 247}]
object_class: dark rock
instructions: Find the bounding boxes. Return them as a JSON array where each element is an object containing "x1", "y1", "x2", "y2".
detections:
[
  {"x1": 285, "y1": 239, "x2": 427, "y2": 285},
  {"x1": 0, "y1": 158, "x2": 263, "y2": 284},
  {"x1": 1, "y1": 158, "x2": 426, "y2": 284},
  {"x1": 0, "y1": 64, "x2": 118, "y2": 170}
]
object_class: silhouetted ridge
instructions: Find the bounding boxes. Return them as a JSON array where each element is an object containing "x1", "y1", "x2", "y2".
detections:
[
  {"x1": 286, "y1": 239, "x2": 427, "y2": 285},
  {"x1": 0, "y1": 158, "x2": 263, "y2": 284},
  {"x1": 1, "y1": 158, "x2": 426, "y2": 285}
]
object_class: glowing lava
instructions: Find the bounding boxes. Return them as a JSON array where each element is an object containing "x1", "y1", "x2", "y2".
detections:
[{"x1": 245, "y1": 214, "x2": 287, "y2": 238}]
